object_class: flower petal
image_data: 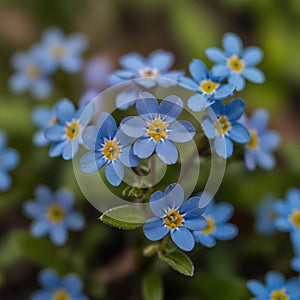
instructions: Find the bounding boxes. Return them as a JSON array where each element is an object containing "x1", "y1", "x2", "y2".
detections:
[
  {"x1": 178, "y1": 76, "x2": 200, "y2": 91},
  {"x1": 156, "y1": 140, "x2": 178, "y2": 165},
  {"x1": 171, "y1": 227, "x2": 195, "y2": 251},
  {"x1": 55, "y1": 98, "x2": 75, "y2": 124},
  {"x1": 189, "y1": 59, "x2": 208, "y2": 82},
  {"x1": 159, "y1": 95, "x2": 183, "y2": 123},
  {"x1": 213, "y1": 224, "x2": 238, "y2": 240},
  {"x1": 120, "y1": 116, "x2": 146, "y2": 138},
  {"x1": 150, "y1": 191, "x2": 166, "y2": 218},
  {"x1": 205, "y1": 47, "x2": 227, "y2": 63},
  {"x1": 80, "y1": 151, "x2": 106, "y2": 173},
  {"x1": 184, "y1": 216, "x2": 208, "y2": 231},
  {"x1": 65, "y1": 212, "x2": 85, "y2": 231},
  {"x1": 249, "y1": 109, "x2": 269, "y2": 132},
  {"x1": 243, "y1": 46, "x2": 263, "y2": 65},
  {"x1": 136, "y1": 92, "x2": 158, "y2": 120},
  {"x1": 119, "y1": 146, "x2": 140, "y2": 167},
  {"x1": 228, "y1": 74, "x2": 245, "y2": 91},
  {"x1": 115, "y1": 87, "x2": 139, "y2": 110},
  {"x1": 211, "y1": 64, "x2": 230, "y2": 77},
  {"x1": 105, "y1": 160, "x2": 124, "y2": 186},
  {"x1": 143, "y1": 218, "x2": 168, "y2": 241},
  {"x1": 213, "y1": 84, "x2": 235, "y2": 99},
  {"x1": 225, "y1": 99, "x2": 245, "y2": 122},
  {"x1": 133, "y1": 137, "x2": 156, "y2": 159},
  {"x1": 148, "y1": 49, "x2": 174, "y2": 72},
  {"x1": 256, "y1": 149, "x2": 276, "y2": 170},
  {"x1": 167, "y1": 121, "x2": 196, "y2": 142},
  {"x1": 50, "y1": 225, "x2": 68, "y2": 246},
  {"x1": 201, "y1": 116, "x2": 216, "y2": 139},
  {"x1": 187, "y1": 93, "x2": 210, "y2": 112},
  {"x1": 193, "y1": 232, "x2": 216, "y2": 248},
  {"x1": 1, "y1": 149, "x2": 19, "y2": 170},
  {"x1": 45, "y1": 124, "x2": 66, "y2": 141},
  {"x1": 214, "y1": 136, "x2": 233, "y2": 159},
  {"x1": 242, "y1": 67, "x2": 265, "y2": 83},
  {"x1": 228, "y1": 123, "x2": 250, "y2": 143},
  {"x1": 119, "y1": 52, "x2": 145, "y2": 72},
  {"x1": 97, "y1": 112, "x2": 117, "y2": 139},
  {"x1": 247, "y1": 280, "x2": 267, "y2": 297},
  {"x1": 82, "y1": 126, "x2": 98, "y2": 150},
  {"x1": 260, "y1": 131, "x2": 280, "y2": 151},
  {"x1": 31, "y1": 219, "x2": 50, "y2": 237},
  {"x1": 223, "y1": 33, "x2": 243, "y2": 56}
]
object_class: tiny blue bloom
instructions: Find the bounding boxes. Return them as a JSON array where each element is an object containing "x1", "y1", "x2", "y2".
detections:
[
  {"x1": 247, "y1": 271, "x2": 300, "y2": 300},
  {"x1": 193, "y1": 199, "x2": 238, "y2": 248},
  {"x1": 120, "y1": 92, "x2": 196, "y2": 165},
  {"x1": 9, "y1": 45, "x2": 53, "y2": 99},
  {"x1": 80, "y1": 112, "x2": 140, "y2": 186},
  {"x1": 206, "y1": 32, "x2": 265, "y2": 91},
  {"x1": 179, "y1": 59, "x2": 235, "y2": 111},
  {"x1": 40, "y1": 27, "x2": 88, "y2": 74},
  {"x1": 143, "y1": 183, "x2": 208, "y2": 251},
  {"x1": 201, "y1": 99, "x2": 250, "y2": 158},
  {"x1": 45, "y1": 98, "x2": 94, "y2": 160},
  {"x1": 0, "y1": 131, "x2": 19, "y2": 191},
  {"x1": 24, "y1": 185, "x2": 85, "y2": 246},
  {"x1": 31, "y1": 269, "x2": 89, "y2": 300},
  {"x1": 241, "y1": 109, "x2": 280, "y2": 171}
]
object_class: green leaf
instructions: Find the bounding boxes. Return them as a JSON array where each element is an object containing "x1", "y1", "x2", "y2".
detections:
[
  {"x1": 100, "y1": 205, "x2": 147, "y2": 230},
  {"x1": 142, "y1": 272, "x2": 163, "y2": 300},
  {"x1": 158, "y1": 249, "x2": 194, "y2": 276}
]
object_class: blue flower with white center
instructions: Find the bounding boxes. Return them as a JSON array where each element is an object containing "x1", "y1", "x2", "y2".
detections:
[
  {"x1": 24, "y1": 186, "x2": 85, "y2": 246},
  {"x1": 31, "y1": 269, "x2": 89, "y2": 300},
  {"x1": 206, "y1": 32, "x2": 265, "y2": 91},
  {"x1": 201, "y1": 99, "x2": 250, "y2": 159},
  {"x1": 45, "y1": 98, "x2": 94, "y2": 160},
  {"x1": 193, "y1": 199, "x2": 238, "y2": 248},
  {"x1": 80, "y1": 112, "x2": 140, "y2": 186},
  {"x1": 0, "y1": 131, "x2": 19, "y2": 191},
  {"x1": 179, "y1": 59, "x2": 235, "y2": 112},
  {"x1": 143, "y1": 183, "x2": 208, "y2": 251},
  {"x1": 247, "y1": 271, "x2": 300, "y2": 300},
  {"x1": 9, "y1": 45, "x2": 53, "y2": 99},
  {"x1": 120, "y1": 93, "x2": 196, "y2": 165},
  {"x1": 40, "y1": 27, "x2": 87, "y2": 74}
]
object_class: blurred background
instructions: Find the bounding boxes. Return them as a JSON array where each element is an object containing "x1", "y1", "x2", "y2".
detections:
[{"x1": 0, "y1": 0, "x2": 300, "y2": 299}]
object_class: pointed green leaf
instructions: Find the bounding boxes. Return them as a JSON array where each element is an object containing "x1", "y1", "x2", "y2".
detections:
[{"x1": 142, "y1": 272, "x2": 163, "y2": 300}]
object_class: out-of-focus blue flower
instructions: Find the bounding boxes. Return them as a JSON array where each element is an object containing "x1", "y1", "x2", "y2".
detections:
[
  {"x1": 9, "y1": 45, "x2": 53, "y2": 99},
  {"x1": 206, "y1": 33, "x2": 265, "y2": 91},
  {"x1": 201, "y1": 99, "x2": 250, "y2": 158},
  {"x1": 240, "y1": 109, "x2": 280, "y2": 171},
  {"x1": 45, "y1": 98, "x2": 94, "y2": 160},
  {"x1": 78, "y1": 89, "x2": 99, "y2": 107},
  {"x1": 193, "y1": 199, "x2": 238, "y2": 248},
  {"x1": 179, "y1": 59, "x2": 235, "y2": 111},
  {"x1": 24, "y1": 186, "x2": 85, "y2": 246},
  {"x1": 31, "y1": 269, "x2": 89, "y2": 300},
  {"x1": 120, "y1": 93, "x2": 196, "y2": 165},
  {"x1": 40, "y1": 27, "x2": 87, "y2": 74},
  {"x1": 80, "y1": 112, "x2": 140, "y2": 186},
  {"x1": 0, "y1": 131, "x2": 19, "y2": 191},
  {"x1": 247, "y1": 271, "x2": 300, "y2": 300},
  {"x1": 143, "y1": 183, "x2": 208, "y2": 251},
  {"x1": 290, "y1": 233, "x2": 300, "y2": 272}
]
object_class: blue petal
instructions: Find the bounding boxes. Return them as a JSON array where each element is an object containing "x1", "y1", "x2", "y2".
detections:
[
  {"x1": 171, "y1": 227, "x2": 195, "y2": 251},
  {"x1": 31, "y1": 219, "x2": 50, "y2": 237},
  {"x1": 225, "y1": 99, "x2": 245, "y2": 122},
  {"x1": 35, "y1": 185, "x2": 53, "y2": 204},
  {"x1": 189, "y1": 59, "x2": 208, "y2": 82},
  {"x1": 78, "y1": 102, "x2": 94, "y2": 127},
  {"x1": 119, "y1": 146, "x2": 140, "y2": 167},
  {"x1": 144, "y1": 218, "x2": 169, "y2": 241},
  {"x1": 33, "y1": 131, "x2": 49, "y2": 146},
  {"x1": 223, "y1": 33, "x2": 243, "y2": 56},
  {"x1": 187, "y1": 93, "x2": 210, "y2": 112},
  {"x1": 45, "y1": 124, "x2": 66, "y2": 142},
  {"x1": 205, "y1": 47, "x2": 227, "y2": 63},
  {"x1": 120, "y1": 116, "x2": 146, "y2": 138},
  {"x1": 133, "y1": 137, "x2": 156, "y2": 159},
  {"x1": 291, "y1": 256, "x2": 300, "y2": 272},
  {"x1": 201, "y1": 117, "x2": 216, "y2": 139},
  {"x1": 249, "y1": 109, "x2": 269, "y2": 132},
  {"x1": 148, "y1": 49, "x2": 174, "y2": 72},
  {"x1": 213, "y1": 224, "x2": 238, "y2": 240},
  {"x1": 164, "y1": 183, "x2": 184, "y2": 210},
  {"x1": 228, "y1": 123, "x2": 250, "y2": 143},
  {"x1": 32, "y1": 107, "x2": 53, "y2": 127},
  {"x1": 119, "y1": 52, "x2": 145, "y2": 72},
  {"x1": 80, "y1": 152, "x2": 101, "y2": 173},
  {"x1": 256, "y1": 149, "x2": 276, "y2": 170},
  {"x1": 105, "y1": 160, "x2": 124, "y2": 186},
  {"x1": 39, "y1": 269, "x2": 60, "y2": 289},
  {"x1": 67, "y1": 33, "x2": 88, "y2": 52},
  {"x1": 184, "y1": 216, "x2": 208, "y2": 231},
  {"x1": 211, "y1": 64, "x2": 230, "y2": 77},
  {"x1": 261, "y1": 131, "x2": 280, "y2": 151},
  {"x1": 244, "y1": 150, "x2": 256, "y2": 171},
  {"x1": 49, "y1": 141, "x2": 67, "y2": 157},
  {"x1": 180, "y1": 196, "x2": 202, "y2": 214},
  {"x1": 243, "y1": 46, "x2": 263, "y2": 65},
  {"x1": 167, "y1": 121, "x2": 196, "y2": 142},
  {"x1": 149, "y1": 191, "x2": 166, "y2": 218},
  {"x1": 97, "y1": 112, "x2": 117, "y2": 139},
  {"x1": 242, "y1": 67, "x2": 265, "y2": 83},
  {"x1": 9, "y1": 73, "x2": 29, "y2": 93},
  {"x1": 214, "y1": 136, "x2": 233, "y2": 159},
  {"x1": 209, "y1": 100, "x2": 225, "y2": 119},
  {"x1": 82, "y1": 126, "x2": 98, "y2": 150},
  {"x1": 134, "y1": 77, "x2": 156, "y2": 88},
  {"x1": 65, "y1": 212, "x2": 85, "y2": 230},
  {"x1": 265, "y1": 271, "x2": 285, "y2": 290},
  {"x1": 42, "y1": 27, "x2": 64, "y2": 45},
  {"x1": 247, "y1": 280, "x2": 267, "y2": 297},
  {"x1": 115, "y1": 87, "x2": 139, "y2": 110},
  {"x1": 55, "y1": 189, "x2": 74, "y2": 211},
  {"x1": 211, "y1": 202, "x2": 234, "y2": 223},
  {"x1": 63, "y1": 275, "x2": 83, "y2": 295},
  {"x1": 62, "y1": 140, "x2": 79, "y2": 160},
  {"x1": 0, "y1": 170, "x2": 11, "y2": 191},
  {"x1": 1, "y1": 149, "x2": 19, "y2": 170},
  {"x1": 213, "y1": 84, "x2": 235, "y2": 99},
  {"x1": 136, "y1": 92, "x2": 159, "y2": 120},
  {"x1": 178, "y1": 76, "x2": 200, "y2": 91},
  {"x1": 159, "y1": 95, "x2": 183, "y2": 123},
  {"x1": 193, "y1": 232, "x2": 216, "y2": 248},
  {"x1": 156, "y1": 140, "x2": 178, "y2": 165},
  {"x1": 50, "y1": 224, "x2": 68, "y2": 246},
  {"x1": 31, "y1": 78, "x2": 52, "y2": 99},
  {"x1": 56, "y1": 98, "x2": 75, "y2": 124},
  {"x1": 23, "y1": 201, "x2": 44, "y2": 218},
  {"x1": 228, "y1": 74, "x2": 245, "y2": 91}
]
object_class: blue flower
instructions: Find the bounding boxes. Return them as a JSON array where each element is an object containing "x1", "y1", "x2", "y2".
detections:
[
  {"x1": 290, "y1": 233, "x2": 300, "y2": 272},
  {"x1": 9, "y1": 45, "x2": 53, "y2": 99},
  {"x1": 240, "y1": 109, "x2": 280, "y2": 171},
  {"x1": 247, "y1": 271, "x2": 300, "y2": 300},
  {"x1": 80, "y1": 112, "x2": 140, "y2": 186},
  {"x1": 45, "y1": 98, "x2": 94, "y2": 160},
  {"x1": 0, "y1": 131, "x2": 19, "y2": 191},
  {"x1": 120, "y1": 93, "x2": 196, "y2": 164},
  {"x1": 193, "y1": 199, "x2": 238, "y2": 248},
  {"x1": 31, "y1": 269, "x2": 89, "y2": 300},
  {"x1": 40, "y1": 27, "x2": 87, "y2": 74},
  {"x1": 201, "y1": 99, "x2": 250, "y2": 158},
  {"x1": 143, "y1": 183, "x2": 208, "y2": 251},
  {"x1": 24, "y1": 186, "x2": 85, "y2": 246},
  {"x1": 206, "y1": 32, "x2": 265, "y2": 91},
  {"x1": 179, "y1": 59, "x2": 235, "y2": 111}
]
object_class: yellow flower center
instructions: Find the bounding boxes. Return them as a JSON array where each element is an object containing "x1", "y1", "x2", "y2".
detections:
[
  {"x1": 270, "y1": 289, "x2": 290, "y2": 300},
  {"x1": 202, "y1": 216, "x2": 216, "y2": 234},
  {"x1": 289, "y1": 209, "x2": 300, "y2": 228},
  {"x1": 47, "y1": 204, "x2": 65, "y2": 223},
  {"x1": 26, "y1": 64, "x2": 41, "y2": 81},
  {"x1": 247, "y1": 129, "x2": 259, "y2": 150},
  {"x1": 51, "y1": 45, "x2": 67, "y2": 60},
  {"x1": 147, "y1": 119, "x2": 169, "y2": 141},
  {"x1": 215, "y1": 116, "x2": 231, "y2": 135},
  {"x1": 200, "y1": 79, "x2": 220, "y2": 94},
  {"x1": 139, "y1": 67, "x2": 159, "y2": 78},
  {"x1": 65, "y1": 120, "x2": 81, "y2": 140},
  {"x1": 101, "y1": 139, "x2": 121, "y2": 161},
  {"x1": 163, "y1": 210, "x2": 184, "y2": 229},
  {"x1": 227, "y1": 55, "x2": 245, "y2": 73}
]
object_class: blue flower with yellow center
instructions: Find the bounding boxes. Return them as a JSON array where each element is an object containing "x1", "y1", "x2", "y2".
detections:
[
  {"x1": 240, "y1": 109, "x2": 280, "y2": 171},
  {"x1": 143, "y1": 183, "x2": 208, "y2": 251},
  {"x1": 120, "y1": 93, "x2": 196, "y2": 165},
  {"x1": 247, "y1": 271, "x2": 300, "y2": 300},
  {"x1": 193, "y1": 199, "x2": 238, "y2": 248},
  {"x1": 31, "y1": 269, "x2": 89, "y2": 300},
  {"x1": 45, "y1": 98, "x2": 94, "y2": 160},
  {"x1": 179, "y1": 59, "x2": 235, "y2": 111},
  {"x1": 24, "y1": 186, "x2": 85, "y2": 246},
  {"x1": 80, "y1": 112, "x2": 140, "y2": 186},
  {"x1": 0, "y1": 131, "x2": 19, "y2": 192},
  {"x1": 205, "y1": 33, "x2": 265, "y2": 91},
  {"x1": 201, "y1": 99, "x2": 250, "y2": 158}
]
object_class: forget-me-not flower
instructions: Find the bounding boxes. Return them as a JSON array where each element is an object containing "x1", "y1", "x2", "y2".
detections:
[
  {"x1": 179, "y1": 59, "x2": 235, "y2": 111},
  {"x1": 201, "y1": 99, "x2": 250, "y2": 158},
  {"x1": 120, "y1": 93, "x2": 196, "y2": 165},
  {"x1": 80, "y1": 112, "x2": 140, "y2": 186},
  {"x1": 143, "y1": 183, "x2": 208, "y2": 251},
  {"x1": 206, "y1": 32, "x2": 265, "y2": 91},
  {"x1": 24, "y1": 185, "x2": 85, "y2": 246}
]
